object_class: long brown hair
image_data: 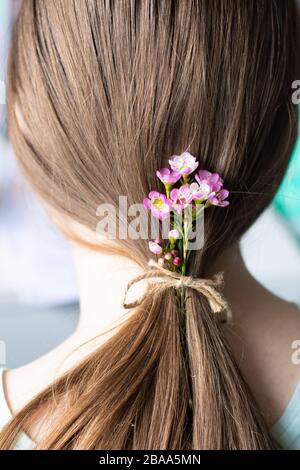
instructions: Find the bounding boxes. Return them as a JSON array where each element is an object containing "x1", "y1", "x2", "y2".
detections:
[{"x1": 0, "y1": 0, "x2": 298, "y2": 449}]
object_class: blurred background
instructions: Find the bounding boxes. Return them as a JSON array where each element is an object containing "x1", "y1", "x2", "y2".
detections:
[{"x1": 0, "y1": 1, "x2": 299, "y2": 368}]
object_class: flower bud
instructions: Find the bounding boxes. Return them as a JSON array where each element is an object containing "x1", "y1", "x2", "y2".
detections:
[{"x1": 173, "y1": 257, "x2": 182, "y2": 267}]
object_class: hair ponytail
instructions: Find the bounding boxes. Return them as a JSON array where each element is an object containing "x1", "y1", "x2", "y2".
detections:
[
  {"x1": 186, "y1": 290, "x2": 275, "y2": 449},
  {"x1": 0, "y1": 286, "x2": 189, "y2": 449},
  {"x1": 0, "y1": 278, "x2": 275, "y2": 449}
]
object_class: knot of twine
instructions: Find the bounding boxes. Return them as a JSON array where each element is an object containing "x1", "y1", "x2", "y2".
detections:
[{"x1": 123, "y1": 260, "x2": 232, "y2": 321}]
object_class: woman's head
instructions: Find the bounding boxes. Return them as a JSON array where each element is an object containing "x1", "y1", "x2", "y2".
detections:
[
  {"x1": 8, "y1": 0, "x2": 298, "y2": 268},
  {"x1": 1, "y1": 0, "x2": 298, "y2": 449}
]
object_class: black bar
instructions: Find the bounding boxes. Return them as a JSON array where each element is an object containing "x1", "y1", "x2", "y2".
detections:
[{"x1": 0, "y1": 450, "x2": 299, "y2": 467}]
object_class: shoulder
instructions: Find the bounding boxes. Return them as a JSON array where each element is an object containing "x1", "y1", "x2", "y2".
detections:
[
  {"x1": 224, "y1": 296, "x2": 300, "y2": 427},
  {"x1": 0, "y1": 367, "x2": 36, "y2": 449}
]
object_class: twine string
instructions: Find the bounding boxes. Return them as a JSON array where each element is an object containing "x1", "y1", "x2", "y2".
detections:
[{"x1": 123, "y1": 259, "x2": 232, "y2": 321}]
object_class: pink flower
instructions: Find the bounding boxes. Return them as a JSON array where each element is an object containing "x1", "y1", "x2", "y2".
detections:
[
  {"x1": 170, "y1": 184, "x2": 194, "y2": 213},
  {"x1": 195, "y1": 170, "x2": 224, "y2": 193},
  {"x1": 169, "y1": 152, "x2": 199, "y2": 175},
  {"x1": 143, "y1": 191, "x2": 172, "y2": 220},
  {"x1": 189, "y1": 182, "x2": 212, "y2": 200},
  {"x1": 208, "y1": 189, "x2": 230, "y2": 207},
  {"x1": 156, "y1": 168, "x2": 181, "y2": 185},
  {"x1": 173, "y1": 257, "x2": 182, "y2": 267},
  {"x1": 168, "y1": 229, "x2": 180, "y2": 241},
  {"x1": 148, "y1": 241, "x2": 163, "y2": 255}
]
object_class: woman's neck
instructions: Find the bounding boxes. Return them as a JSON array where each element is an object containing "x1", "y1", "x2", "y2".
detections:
[
  {"x1": 72, "y1": 241, "x2": 251, "y2": 341},
  {"x1": 71, "y1": 243, "x2": 146, "y2": 342}
]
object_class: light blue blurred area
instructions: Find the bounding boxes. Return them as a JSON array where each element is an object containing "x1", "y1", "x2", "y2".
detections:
[
  {"x1": 0, "y1": 1, "x2": 9, "y2": 78},
  {"x1": 0, "y1": 302, "x2": 79, "y2": 368},
  {"x1": 0, "y1": 3, "x2": 79, "y2": 369},
  {"x1": 0, "y1": 0, "x2": 9, "y2": 129},
  {"x1": 274, "y1": 139, "x2": 300, "y2": 242}
]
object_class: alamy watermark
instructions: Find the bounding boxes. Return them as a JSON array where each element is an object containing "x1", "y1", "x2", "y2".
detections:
[
  {"x1": 96, "y1": 196, "x2": 205, "y2": 251},
  {"x1": 291, "y1": 340, "x2": 300, "y2": 366}
]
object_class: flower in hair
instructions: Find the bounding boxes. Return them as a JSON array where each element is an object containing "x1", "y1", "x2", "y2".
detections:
[
  {"x1": 143, "y1": 151, "x2": 230, "y2": 276},
  {"x1": 143, "y1": 191, "x2": 172, "y2": 221},
  {"x1": 189, "y1": 181, "x2": 212, "y2": 200},
  {"x1": 170, "y1": 184, "x2": 194, "y2": 213},
  {"x1": 156, "y1": 168, "x2": 181, "y2": 185},
  {"x1": 195, "y1": 169, "x2": 224, "y2": 193},
  {"x1": 208, "y1": 189, "x2": 230, "y2": 207},
  {"x1": 169, "y1": 152, "x2": 199, "y2": 176},
  {"x1": 168, "y1": 229, "x2": 180, "y2": 243},
  {"x1": 148, "y1": 240, "x2": 163, "y2": 255}
]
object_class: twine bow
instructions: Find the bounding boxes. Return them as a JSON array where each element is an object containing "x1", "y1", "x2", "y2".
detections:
[{"x1": 123, "y1": 260, "x2": 232, "y2": 321}]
